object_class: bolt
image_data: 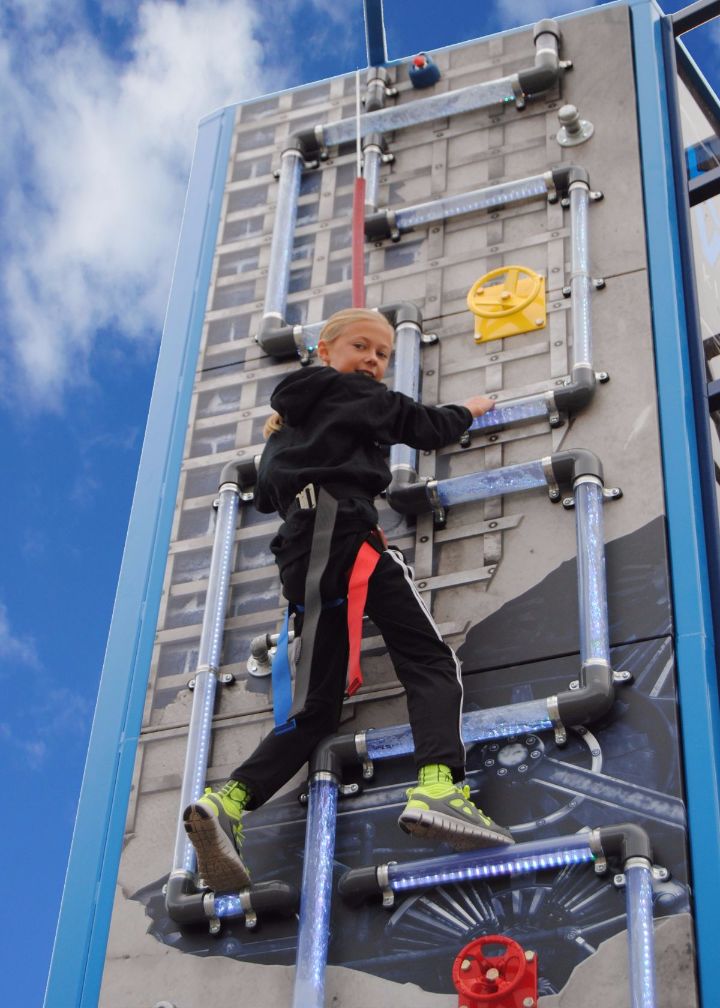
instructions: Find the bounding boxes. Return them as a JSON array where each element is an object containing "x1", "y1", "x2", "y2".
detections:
[
  {"x1": 486, "y1": 968, "x2": 500, "y2": 982},
  {"x1": 497, "y1": 768, "x2": 508, "y2": 776},
  {"x1": 523, "y1": 999, "x2": 536, "y2": 1008},
  {"x1": 484, "y1": 759, "x2": 495, "y2": 767},
  {"x1": 535, "y1": 318, "x2": 544, "y2": 326},
  {"x1": 525, "y1": 950, "x2": 535, "y2": 961},
  {"x1": 518, "y1": 764, "x2": 528, "y2": 773},
  {"x1": 460, "y1": 958, "x2": 472, "y2": 972}
]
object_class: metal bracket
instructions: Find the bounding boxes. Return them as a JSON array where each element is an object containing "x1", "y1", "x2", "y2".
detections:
[
  {"x1": 240, "y1": 888, "x2": 258, "y2": 929},
  {"x1": 421, "y1": 331, "x2": 439, "y2": 344},
  {"x1": 613, "y1": 669, "x2": 633, "y2": 685},
  {"x1": 613, "y1": 865, "x2": 668, "y2": 889},
  {"x1": 588, "y1": 830, "x2": 607, "y2": 874},
  {"x1": 339, "y1": 782, "x2": 361, "y2": 798},
  {"x1": 378, "y1": 863, "x2": 397, "y2": 908},
  {"x1": 596, "y1": 370, "x2": 610, "y2": 383},
  {"x1": 547, "y1": 695, "x2": 567, "y2": 745},
  {"x1": 543, "y1": 455, "x2": 561, "y2": 502},
  {"x1": 602, "y1": 486, "x2": 622, "y2": 501},
  {"x1": 208, "y1": 916, "x2": 221, "y2": 935},
  {"x1": 363, "y1": 758, "x2": 375, "y2": 780}
]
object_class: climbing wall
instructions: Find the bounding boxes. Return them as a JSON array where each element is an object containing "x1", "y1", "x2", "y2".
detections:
[{"x1": 98, "y1": 5, "x2": 700, "y2": 1006}]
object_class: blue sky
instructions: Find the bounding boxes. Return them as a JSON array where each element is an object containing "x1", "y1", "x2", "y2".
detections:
[{"x1": 0, "y1": 1, "x2": 718, "y2": 1004}]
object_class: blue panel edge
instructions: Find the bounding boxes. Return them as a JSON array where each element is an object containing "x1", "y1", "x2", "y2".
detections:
[
  {"x1": 43, "y1": 105, "x2": 236, "y2": 1008},
  {"x1": 630, "y1": 3, "x2": 720, "y2": 1006}
]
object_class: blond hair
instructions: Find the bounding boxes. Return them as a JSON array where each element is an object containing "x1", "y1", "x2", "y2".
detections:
[{"x1": 263, "y1": 308, "x2": 394, "y2": 438}]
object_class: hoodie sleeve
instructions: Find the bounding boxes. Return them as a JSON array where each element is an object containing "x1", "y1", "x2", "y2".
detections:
[{"x1": 337, "y1": 373, "x2": 473, "y2": 449}]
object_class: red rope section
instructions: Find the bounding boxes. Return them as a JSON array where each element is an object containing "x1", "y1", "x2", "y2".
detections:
[{"x1": 351, "y1": 175, "x2": 366, "y2": 307}]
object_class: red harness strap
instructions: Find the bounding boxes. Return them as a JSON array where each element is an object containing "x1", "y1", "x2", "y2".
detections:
[{"x1": 345, "y1": 539, "x2": 382, "y2": 696}]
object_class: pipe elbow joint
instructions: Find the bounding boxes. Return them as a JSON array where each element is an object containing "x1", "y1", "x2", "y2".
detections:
[
  {"x1": 386, "y1": 475, "x2": 431, "y2": 515},
  {"x1": 257, "y1": 317, "x2": 301, "y2": 358},
  {"x1": 550, "y1": 448, "x2": 604, "y2": 495},
  {"x1": 596, "y1": 823, "x2": 653, "y2": 866},
  {"x1": 556, "y1": 661, "x2": 614, "y2": 725},
  {"x1": 534, "y1": 18, "x2": 561, "y2": 43},
  {"x1": 338, "y1": 864, "x2": 383, "y2": 906},
  {"x1": 379, "y1": 301, "x2": 424, "y2": 329},
  {"x1": 365, "y1": 68, "x2": 392, "y2": 112},
  {"x1": 285, "y1": 127, "x2": 323, "y2": 162},
  {"x1": 365, "y1": 210, "x2": 396, "y2": 242},
  {"x1": 219, "y1": 456, "x2": 258, "y2": 492},
  {"x1": 310, "y1": 732, "x2": 364, "y2": 780},
  {"x1": 551, "y1": 164, "x2": 590, "y2": 199},
  {"x1": 165, "y1": 873, "x2": 208, "y2": 925},
  {"x1": 518, "y1": 64, "x2": 558, "y2": 96},
  {"x1": 552, "y1": 366, "x2": 596, "y2": 414}
]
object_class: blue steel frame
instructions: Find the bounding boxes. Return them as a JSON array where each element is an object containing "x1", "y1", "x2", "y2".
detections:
[
  {"x1": 43, "y1": 106, "x2": 236, "y2": 1008},
  {"x1": 630, "y1": 2, "x2": 720, "y2": 1006}
]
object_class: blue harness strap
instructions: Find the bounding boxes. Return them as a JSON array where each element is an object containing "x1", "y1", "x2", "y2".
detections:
[{"x1": 271, "y1": 607, "x2": 295, "y2": 733}]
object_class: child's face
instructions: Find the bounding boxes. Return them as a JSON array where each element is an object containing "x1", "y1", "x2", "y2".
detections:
[{"x1": 317, "y1": 319, "x2": 394, "y2": 381}]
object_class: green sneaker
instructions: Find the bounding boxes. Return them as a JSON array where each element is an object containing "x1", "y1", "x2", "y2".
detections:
[
  {"x1": 398, "y1": 782, "x2": 515, "y2": 850},
  {"x1": 183, "y1": 780, "x2": 251, "y2": 892}
]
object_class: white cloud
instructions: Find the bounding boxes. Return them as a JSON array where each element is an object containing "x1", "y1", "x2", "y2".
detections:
[
  {"x1": 0, "y1": 601, "x2": 40, "y2": 669},
  {"x1": 0, "y1": 0, "x2": 269, "y2": 410},
  {"x1": 493, "y1": 0, "x2": 596, "y2": 29}
]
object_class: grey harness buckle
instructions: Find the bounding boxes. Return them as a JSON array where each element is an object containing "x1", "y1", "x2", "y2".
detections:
[{"x1": 296, "y1": 483, "x2": 317, "y2": 510}]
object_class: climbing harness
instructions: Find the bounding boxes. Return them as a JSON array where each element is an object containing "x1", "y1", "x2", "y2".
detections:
[{"x1": 272, "y1": 484, "x2": 382, "y2": 731}]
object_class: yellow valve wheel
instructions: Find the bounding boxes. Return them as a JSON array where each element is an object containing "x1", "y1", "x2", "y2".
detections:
[{"x1": 467, "y1": 265, "x2": 546, "y2": 343}]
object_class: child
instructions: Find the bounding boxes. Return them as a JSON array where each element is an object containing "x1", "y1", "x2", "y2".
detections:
[{"x1": 184, "y1": 307, "x2": 514, "y2": 893}]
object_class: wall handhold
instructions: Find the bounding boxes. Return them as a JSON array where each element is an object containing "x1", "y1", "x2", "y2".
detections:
[
  {"x1": 556, "y1": 104, "x2": 594, "y2": 146},
  {"x1": 409, "y1": 53, "x2": 441, "y2": 88},
  {"x1": 467, "y1": 265, "x2": 546, "y2": 343},
  {"x1": 451, "y1": 934, "x2": 539, "y2": 1008}
]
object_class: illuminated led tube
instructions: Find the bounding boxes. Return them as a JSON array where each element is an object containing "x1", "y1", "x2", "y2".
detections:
[
  {"x1": 323, "y1": 77, "x2": 518, "y2": 147},
  {"x1": 364, "y1": 147, "x2": 383, "y2": 212},
  {"x1": 263, "y1": 150, "x2": 303, "y2": 321},
  {"x1": 387, "y1": 834, "x2": 595, "y2": 892},
  {"x1": 461, "y1": 699, "x2": 553, "y2": 740},
  {"x1": 435, "y1": 459, "x2": 548, "y2": 507},
  {"x1": 625, "y1": 859, "x2": 657, "y2": 1008},
  {"x1": 171, "y1": 483, "x2": 239, "y2": 874},
  {"x1": 470, "y1": 396, "x2": 550, "y2": 432},
  {"x1": 569, "y1": 183, "x2": 592, "y2": 368},
  {"x1": 394, "y1": 175, "x2": 549, "y2": 231},
  {"x1": 172, "y1": 670, "x2": 219, "y2": 873},
  {"x1": 364, "y1": 698, "x2": 552, "y2": 761},
  {"x1": 575, "y1": 480, "x2": 610, "y2": 665},
  {"x1": 213, "y1": 894, "x2": 245, "y2": 920},
  {"x1": 390, "y1": 321, "x2": 422, "y2": 479},
  {"x1": 197, "y1": 487, "x2": 239, "y2": 673},
  {"x1": 292, "y1": 777, "x2": 339, "y2": 1008}
]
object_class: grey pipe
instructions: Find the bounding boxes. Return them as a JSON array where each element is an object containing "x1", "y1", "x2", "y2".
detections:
[
  {"x1": 170, "y1": 482, "x2": 239, "y2": 877},
  {"x1": 389, "y1": 319, "x2": 422, "y2": 487},
  {"x1": 262, "y1": 148, "x2": 303, "y2": 325}
]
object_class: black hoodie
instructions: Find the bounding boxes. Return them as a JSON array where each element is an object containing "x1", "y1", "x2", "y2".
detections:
[{"x1": 255, "y1": 366, "x2": 472, "y2": 591}]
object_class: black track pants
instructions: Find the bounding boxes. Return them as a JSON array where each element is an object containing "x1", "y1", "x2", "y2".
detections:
[{"x1": 232, "y1": 546, "x2": 465, "y2": 808}]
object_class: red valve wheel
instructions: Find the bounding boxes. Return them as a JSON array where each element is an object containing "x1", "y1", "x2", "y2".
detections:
[{"x1": 452, "y1": 934, "x2": 534, "y2": 1006}]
